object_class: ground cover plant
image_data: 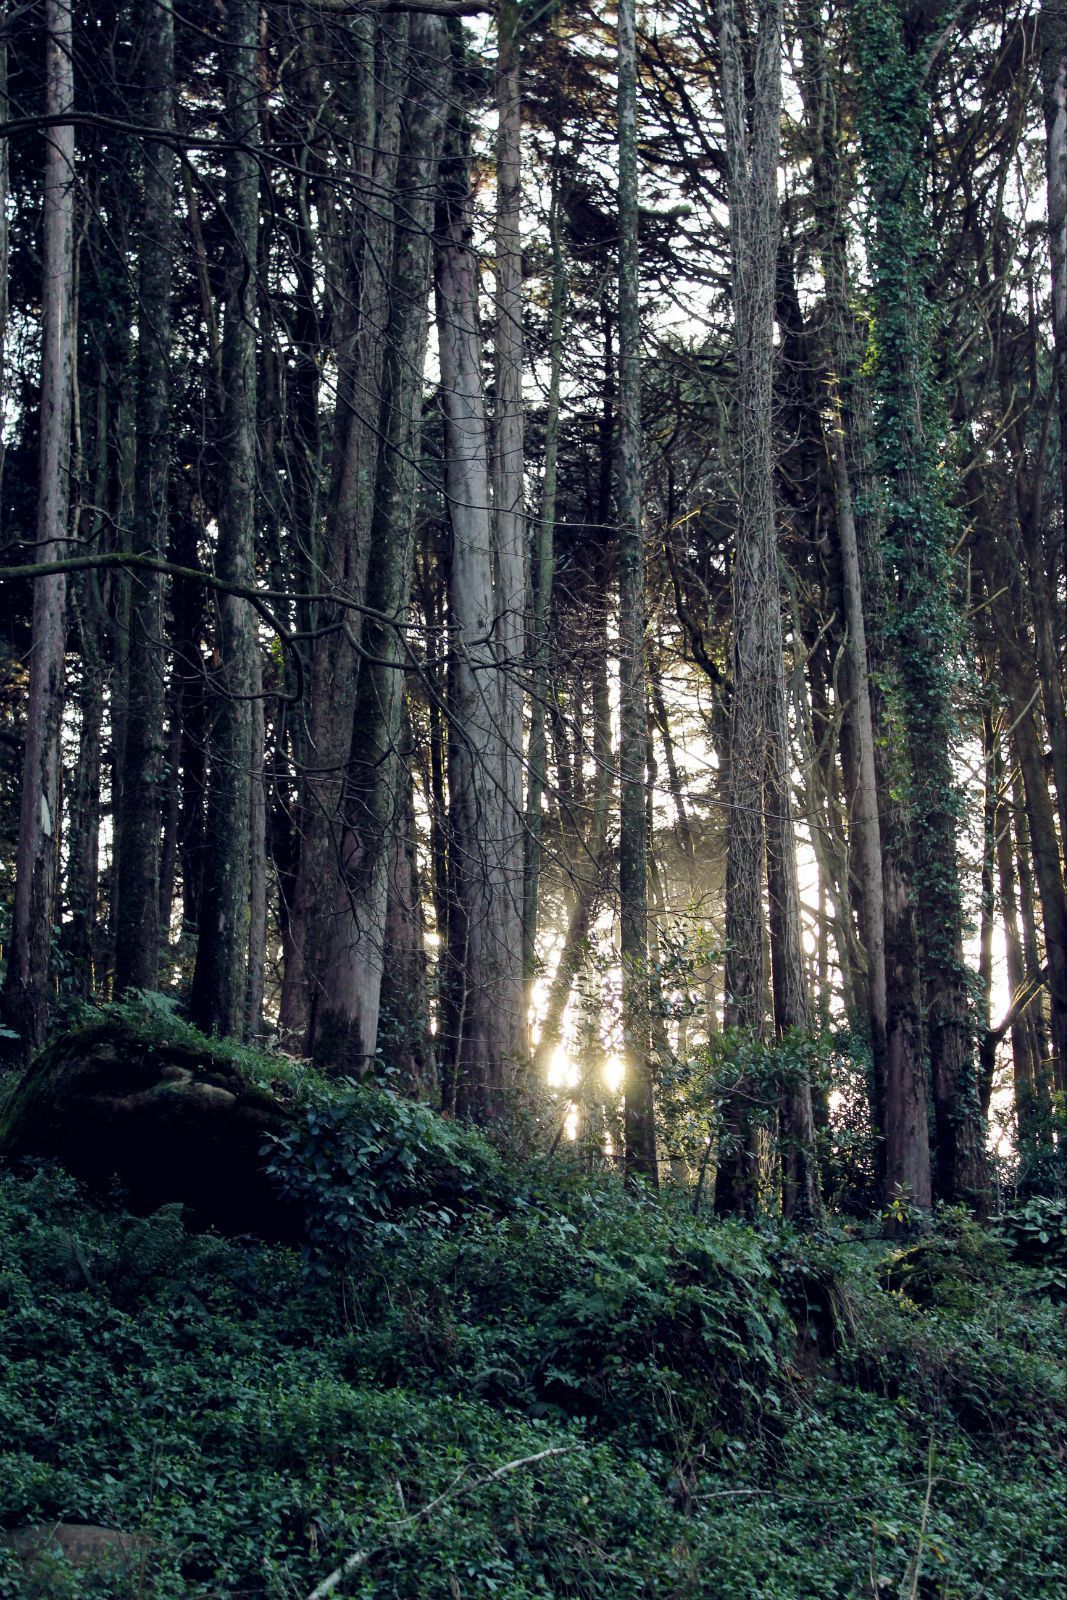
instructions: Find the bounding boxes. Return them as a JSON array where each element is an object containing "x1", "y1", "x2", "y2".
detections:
[{"x1": 1, "y1": 1062, "x2": 1064, "y2": 1599}]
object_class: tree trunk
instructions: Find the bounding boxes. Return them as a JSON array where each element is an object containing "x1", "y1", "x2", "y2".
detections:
[
  {"x1": 2, "y1": 0, "x2": 75, "y2": 1058},
  {"x1": 523, "y1": 149, "x2": 566, "y2": 996},
  {"x1": 857, "y1": 0, "x2": 987, "y2": 1210},
  {"x1": 618, "y1": 0, "x2": 656, "y2": 1184},
  {"x1": 379, "y1": 706, "x2": 434, "y2": 1097},
  {"x1": 283, "y1": 17, "x2": 407, "y2": 1039},
  {"x1": 189, "y1": 0, "x2": 259, "y2": 1037},
  {"x1": 63, "y1": 584, "x2": 104, "y2": 996},
  {"x1": 436, "y1": 103, "x2": 519, "y2": 1119},
  {"x1": 766, "y1": 672, "x2": 819, "y2": 1220},
  {"x1": 1040, "y1": 0, "x2": 1067, "y2": 548},
  {"x1": 494, "y1": 0, "x2": 528, "y2": 1060},
  {"x1": 1013, "y1": 772, "x2": 1057, "y2": 1091},
  {"x1": 244, "y1": 662, "x2": 267, "y2": 1042},
  {"x1": 974, "y1": 525, "x2": 1067, "y2": 1088},
  {"x1": 716, "y1": 0, "x2": 819, "y2": 1215},
  {"x1": 114, "y1": 0, "x2": 175, "y2": 994},
  {"x1": 0, "y1": 7, "x2": 9, "y2": 501},
  {"x1": 308, "y1": 13, "x2": 448, "y2": 1073},
  {"x1": 991, "y1": 728, "x2": 1050, "y2": 1172}
]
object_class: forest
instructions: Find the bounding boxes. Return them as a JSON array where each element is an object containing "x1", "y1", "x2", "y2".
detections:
[{"x1": 0, "y1": 0, "x2": 1064, "y2": 1595}]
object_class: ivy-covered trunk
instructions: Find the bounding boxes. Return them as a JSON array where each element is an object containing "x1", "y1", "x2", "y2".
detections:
[{"x1": 856, "y1": 0, "x2": 988, "y2": 1210}]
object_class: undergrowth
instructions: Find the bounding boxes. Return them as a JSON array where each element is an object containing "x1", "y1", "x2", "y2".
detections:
[{"x1": 0, "y1": 1054, "x2": 1064, "y2": 1598}]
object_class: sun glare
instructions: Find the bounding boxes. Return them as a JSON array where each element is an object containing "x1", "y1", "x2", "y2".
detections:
[
  {"x1": 547, "y1": 1046, "x2": 578, "y2": 1089},
  {"x1": 603, "y1": 1056, "x2": 625, "y2": 1095}
]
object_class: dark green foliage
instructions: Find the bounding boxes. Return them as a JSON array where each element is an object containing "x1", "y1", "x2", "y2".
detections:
[
  {"x1": 994, "y1": 1195, "x2": 1067, "y2": 1298},
  {"x1": 1, "y1": 1149, "x2": 1064, "y2": 1599},
  {"x1": 880, "y1": 1207, "x2": 1009, "y2": 1310},
  {"x1": 264, "y1": 1079, "x2": 511, "y2": 1255}
]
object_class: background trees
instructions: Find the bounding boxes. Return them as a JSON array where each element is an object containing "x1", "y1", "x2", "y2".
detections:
[{"x1": 0, "y1": 0, "x2": 1062, "y2": 1209}]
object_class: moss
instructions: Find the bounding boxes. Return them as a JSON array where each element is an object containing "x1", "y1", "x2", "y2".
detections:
[{"x1": 0, "y1": 1008, "x2": 302, "y2": 1238}]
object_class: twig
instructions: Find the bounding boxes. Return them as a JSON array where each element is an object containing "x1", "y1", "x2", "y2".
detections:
[
  {"x1": 904, "y1": 1440, "x2": 936, "y2": 1600},
  {"x1": 305, "y1": 1445, "x2": 580, "y2": 1600}
]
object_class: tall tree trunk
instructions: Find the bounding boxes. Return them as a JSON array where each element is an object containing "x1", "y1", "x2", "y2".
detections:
[
  {"x1": 308, "y1": 13, "x2": 448, "y2": 1073},
  {"x1": 436, "y1": 101, "x2": 518, "y2": 1119},
  {"x1": 618, "y1": 0, "x2": 656, "y2": 1183},
  {"x1": 494, "y1": 0, "x2": 528, "y2": 1061},
  {"x1": 379, "y1": 704, "x2": 433, "y2": 1097},
  {"x1": 974, "y1": 524, "x2": 1067, "y2": 1090},
  {"x1": 1013, "y1": 771, "x2": 1056, "y2": 1091},
  {"x1": 2, "y1": 0, "x2": 74, "y2": 1057},
  {"x1": 285, "y1": 17, "x2": 407, "y2": 1043},
  {"x1": 523, "y1": 150, "x2": 566, "y2": 995},
  {"x1": 63, "y1": 579, "x2": 105, "y2": 995},
  {"x1": 114, "y1": 0, "x2": 175, "y2": 993},
  {"x1": 0, "y1": 5, "x2": 9, "y2": 502},
  {"x1": 990, "y1": 728, "x2": 1050, "y2": 1173},
  {"x1": 798, "y1": 0, "x2": 930, "y2": 1211},
  {"x1": 245, "y1": 661, "x2": 267, "y2": 1041},
  {"x1": 766, "y1": 672, "x2": 819, "y2": 1219},
  {"x1": 857, "y1": 0, "x2": 987, "y2": 1210},
  {"x1": 189, "y1": 0, "x2": 259, "y2": 1036},
  {"x1": 1040, "y1": 0, "x2": 1067, "y2": 547},
  {"x1": 272, "y1": 34, "x2": 324, "y2": 1038},
  {"x1": 716, "y1": 0, "x2": 817, "y2": 1214}
]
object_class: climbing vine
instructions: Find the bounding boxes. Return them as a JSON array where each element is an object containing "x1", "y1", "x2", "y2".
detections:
[{"x1": 854, "y1": 0, "x2": 987, "y2": 1200}]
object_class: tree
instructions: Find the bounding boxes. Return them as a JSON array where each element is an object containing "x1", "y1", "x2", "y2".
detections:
[
  {"x1": 618, "y1": 0, "x2": 657, "y2": 1183},
  {"x1": 2, "y1": 0, "x2": 75, "y2": 1057},
  {"x1": 189, "y1": 0, "x2": 260, "y2": 1036},
  {"x1": 307, "y1": 12, "x2": 450, "y2": 1073},
  {"x1": 714, "y1": 0, "x2": 818, "y2": 1216},
  {"x1": 436, "y1": 68, "x2": 523, "y2": 1118},
  {"x1": 114, "y1": 0, "x2": 175, "y2": 994},
  {"x1": 856, "y1": 0, "x2": 988, "y2": 1208}
]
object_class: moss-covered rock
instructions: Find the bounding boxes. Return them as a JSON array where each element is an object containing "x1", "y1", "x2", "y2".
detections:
[{"x1": 0, "y1": 1014, "x2": 301, "y2": 1238}]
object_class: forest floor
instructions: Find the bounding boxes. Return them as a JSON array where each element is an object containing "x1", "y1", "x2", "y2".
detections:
[{"x1": 0, "y1": 1025, "x2": 1064, "y2": 1599}]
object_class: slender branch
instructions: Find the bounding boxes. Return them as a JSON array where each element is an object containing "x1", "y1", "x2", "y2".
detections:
[
  {"x1": 987, "y1": 964, "x2": 1049, "y2": 1046},
  {"x1": 305, "y1": 1446, "x2": 580, "y2": 1600}
]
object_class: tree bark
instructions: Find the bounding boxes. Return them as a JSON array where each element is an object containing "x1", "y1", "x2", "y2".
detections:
[
  {"x1": 522, "y1": 149, "x2": 566, "y2": 996},
  {"x1": 857, "y1": 0, "x2": 987, "y2": 1210},
  {"x1": 1040, "y1": 0, "x2": 1067, "y2": 550},
  {"x1": 2, "y1": 0, "x2": 75, "y2": 1057},
  {"x1": 308, "y1": 13, "x2": 449, "y2": 1073},
  {"x1": 618, "y1": 0, "x2": 656, "y2": 1184},
  {"x1": 379, "y1": 706, "x2": 434, "y2": 1097},
  {"x1": 63, "y1": 582, "x2": 104, "y2": 996},
  {"x1": 0, "y1": 6, "x2": 9, "y2": 502},
  {"x1": 114, "y1": 0, "x2": 175, "y2": 994},
  {"x1": 990, "y1": 728, "x2": 1050, "y2": 1170},
  {"x1": 283, "y1": 16, "x2": 407, "y2": 1039},
  {"x1": 189, "y1": 0, "x2": 259, "y2": 1036},
  {"x1": 974, "y1": 524, "x2": 1067, "y2": 1090},
  {"x1": 436, "y1": 98, "x2": 521, "y2": 1118},
  {"x1": 715, "y1": 0, "x2": 818, "y2": 1214},
  {"x1": 493, "y1": 0, "x2": 528, "y2": 1062},
  {"x1": 245, "y1": 661, "x2": 268, "y2": 1041}
]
